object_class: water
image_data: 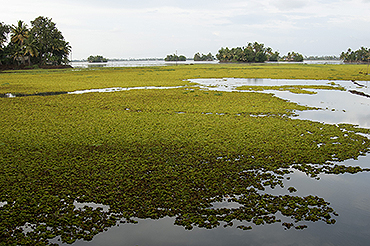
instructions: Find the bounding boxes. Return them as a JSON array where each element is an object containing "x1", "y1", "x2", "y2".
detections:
[
  {"x1": 72, "y1": 162, "x2": 370, "y2": 246},
  {"x1": 189, "y1": 78, "x2": 370, "y2": 128},
  {"x1": 70, "y1": 60, "x2": 342, "y2": 68},
  {"x1": 70, "y1": 78, "x2": 370, "y2": 246},
  {"x1": 70, "y1": 60, "x2": 218, "y2": 68}
]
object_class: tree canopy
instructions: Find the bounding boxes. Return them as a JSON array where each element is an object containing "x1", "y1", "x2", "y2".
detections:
[
  {"x1": 340, "y1": 47, "x2": 370, "y2": 63},
  {"x1": 87, "y1": 55, "x2": 108, "y2": 63},
  {"x1": 194, "y1": 52, "x2": 215, "y2": 61},
  {"x1": 280, "y1": 52, "x2": 304, "y2": 62},
  {"x1": 164, "y1": 54, "x2": 186, "y2": 61},
  {"x1": 0, "y1": 16, "x2": 71, "y2": 67},
  {"x1": 216, "y1": 42, "x2": 279, "y2": 63}
]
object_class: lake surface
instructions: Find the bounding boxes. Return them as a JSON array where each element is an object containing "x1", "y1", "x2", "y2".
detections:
[
  {"x1": 70, "y1": 78, "x2": 370, "y2": 246},
  {"x1": 70, "y1": 60, "x2": 219, "y2": 68},
  {"x1": 70, "y1": 60, "x2": 343, "y2": 68},
  {"x1": 190, "y1": 78, "x2": 370, "y2": 128}
]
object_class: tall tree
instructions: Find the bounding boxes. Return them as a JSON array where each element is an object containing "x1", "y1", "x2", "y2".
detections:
[
  {"x1": 30, "y1": 16, "x2": 70, "y2": 65},
  {"x1": 10, "y1": 20, "x2": 29, "y2": 65},
  {"x1": 0, "y1": 22, "x2": 10, "y2": 65},
  {"x1": 10, "y1": 20, "x2": 28, "y2": 46},
  {"x1": 0, "y1": 22, "x2": 10, "y2": 50},
  {"x1": 23, "y1": 36, "x2": 39, "y2": 66}
]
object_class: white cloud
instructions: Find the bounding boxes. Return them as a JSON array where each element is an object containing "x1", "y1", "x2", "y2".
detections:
[
  {"x1": 272, "y1": 0, "x2": 307, "y2": 10},
  {"x1": 1, "y1": 0, "x2": 370, "y2": 59}
]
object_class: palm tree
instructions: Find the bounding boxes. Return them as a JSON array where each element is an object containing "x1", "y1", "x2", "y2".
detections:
[
  {"x1": 10, "y1": 20, "x2": 29, "y2": 65},
  {"x1": 23, "y1": 36, "x2": 39, "y2": 66},
  {"x1": 10, "y1": 20, "x2": 28, "y2": 45}
]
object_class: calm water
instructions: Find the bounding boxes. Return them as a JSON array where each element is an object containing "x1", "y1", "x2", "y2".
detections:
[
  {"x1": 70, "y1": 60, "x2": 343, "y2": 68},
  {"x1": 190, "y1": 78, "x2": 370, "y2": 128},
  {"x1": 70, "y1": 60, "x2": 218, "y2": 68},
  {"x1": 70, "y1": 78, "x2": 370, "y2": 246}
]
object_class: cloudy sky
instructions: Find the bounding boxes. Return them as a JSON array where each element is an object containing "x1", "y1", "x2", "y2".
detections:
[{"x1": 2, "y1": 0, "x2": 370, "y2": 60}]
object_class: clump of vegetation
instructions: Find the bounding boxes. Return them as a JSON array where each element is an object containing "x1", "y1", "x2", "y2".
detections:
[
  {"x1": 87, "y1": 55, "x2": 108, "y2": 63},
  {"x1": 164, "y1": 53, "x2": 186, "y2": 61},
  {"x1": 340, "y1": 47, "x2": 370, "y2": 64},
  {"x1": 236, "y1": 84, "x2": 345, "y2": 94},
  {"x1": 280, "y1": 52, "x2": 304, "y2": 62},
  {"x1": 0, "y1": 17, "x2": 71, "y2": 67},
  {"x1": 216, "y1": 42, "x2": 280, "y2": 63},
  {"x1": 193, "y1": 52, "x2": 215, "y2": 61}
]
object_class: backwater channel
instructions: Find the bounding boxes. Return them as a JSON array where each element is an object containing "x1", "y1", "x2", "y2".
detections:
[{"x1": 68, "y1": 78, "x2": 370, "y2": 246}]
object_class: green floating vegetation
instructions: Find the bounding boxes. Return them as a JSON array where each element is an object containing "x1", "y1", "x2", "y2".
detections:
[
  {"x1": 236, "y1": 84, "x2": 346, "y2": 94},
  {"x1": 0, "y1": 65, "x2": 370, "y2": 245}
]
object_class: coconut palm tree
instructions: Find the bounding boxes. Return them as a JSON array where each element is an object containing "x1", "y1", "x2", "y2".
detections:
[
  {"x1": 10, "y1": 20, "x2": 28, "y2": 46},
  {"x1": 10, "y1": 20, "x2": 29, "y2": 65},
  {"x1": 23, "y1": 36, "x2": 39, "y2": 66}
]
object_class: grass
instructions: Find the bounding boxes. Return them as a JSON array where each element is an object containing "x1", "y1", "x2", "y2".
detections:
[{"x1": 0, "y1": 63, "x2": 370, "y2": 245}]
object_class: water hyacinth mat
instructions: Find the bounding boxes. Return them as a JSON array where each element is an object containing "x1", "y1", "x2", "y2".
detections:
[{"x1": 0, "y1": 65, "x2": 370, "y2": 245}]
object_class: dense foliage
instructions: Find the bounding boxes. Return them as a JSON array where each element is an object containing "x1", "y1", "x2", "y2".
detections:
[
  {"x1": 0, "y1": 16, "x2": 70, "y2": 66},
  {"x1": 193, "y1": 52, "x2": 215, "y2": 61},
  {"x1": 340, "y1": 47, "x2": 370, "y2": 63},
  {"x1": 216, "y1": 42, "x2": 279, "y2": 63},
  {"x1": 87, "y1": 55, "x2": 108, "y2": 63},
  {"x1": 0, "y1": 22, "x2": 9, "y2": 50},
  {"x1": 1, "y1": 64, "x2": 370, "y2": 245},
  {"x1": 280, "y1": 52, "x2": 304, "y2": 62},
  {"x1": 164, "y1": 54, "x2": 186, "y2": 61}
]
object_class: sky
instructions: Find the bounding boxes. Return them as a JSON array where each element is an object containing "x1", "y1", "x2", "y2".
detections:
[{"x1": 1, "y1": 0, "x2": 370, "y2": 60}]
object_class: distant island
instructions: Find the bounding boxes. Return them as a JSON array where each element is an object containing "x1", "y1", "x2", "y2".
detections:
[
  {"x1": 164, "y1": 54, "x2": 186, "y2": 62},
  {"x1": 87, "y1": 55, "x2": 108, "y2": 63},
  {"x1": 340, "y1": 47, "x2": 370, "y2": 64},
  {"x1": 280, "y1": 52, "x2": 304, "y2": 62},
  {"x1": 216, "y1": 42, "x2": 280, "y2": 63},
  {"x1": 194, "y1": 52, "x2": 215, "y2": 61}
]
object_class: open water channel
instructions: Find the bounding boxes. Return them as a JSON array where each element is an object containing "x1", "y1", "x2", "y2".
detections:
[{"x1": 67, "y1": 77, "x2": 370, "y2": 246}]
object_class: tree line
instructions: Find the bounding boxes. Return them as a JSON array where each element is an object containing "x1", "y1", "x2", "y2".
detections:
[
  {"x1": 164, "y1": 54, "x2": 186, "y2": 61},
  {"x1": 340, "y1": 47, "x2": 370, "y2": 63},
  {"x1": 216, "y1": 42, "x2": 280, "y2": 63},
  {"x1": 194, "y1": 52, "x2": 215, "y2": 61},
  {"x1": 215, "y1": 42, "x2": 305, "y2": 63},
  {"x1": 0, "y1": 16, "x2": 71, "y2": 67},
  {"x1": 280, "y1": 52, "x2": 304, "y2": 62}
]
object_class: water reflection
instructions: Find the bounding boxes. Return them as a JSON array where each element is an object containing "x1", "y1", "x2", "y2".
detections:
[
  {"x1": 72, "y1": 157, "x2": 370, "y2": 246},
  {"x1": 190, "y1": 78, "x2": 370, "y2": 128}
]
